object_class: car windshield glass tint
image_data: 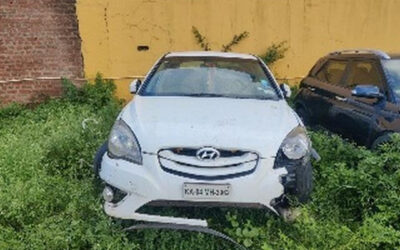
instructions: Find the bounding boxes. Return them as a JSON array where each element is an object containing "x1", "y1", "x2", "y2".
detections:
[
  {"x1": 382, "y1": 59, "x2": 400, "y2": 101},
  {"x1": 140, "y1": 57, "x2": 279, "y2": 100},
  {"x1": 345, "y1": 61, "x2": 382, "y2": 90}
]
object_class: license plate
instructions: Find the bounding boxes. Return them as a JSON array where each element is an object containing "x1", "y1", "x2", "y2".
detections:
[{"x1": 183, "y1": 183, "x2": 231, "y2": 200}]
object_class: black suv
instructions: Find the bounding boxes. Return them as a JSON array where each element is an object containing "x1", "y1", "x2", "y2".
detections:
[{"x1": 294, "y1": 49, "x2": 400, "y2": 148}]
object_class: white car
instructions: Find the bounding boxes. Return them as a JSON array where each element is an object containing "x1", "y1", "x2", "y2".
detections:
[{"x1": 94, "y1": 51, "x2": 314, "y2": 227}]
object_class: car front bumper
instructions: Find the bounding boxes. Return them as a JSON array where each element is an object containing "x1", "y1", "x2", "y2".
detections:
[{"x1": 99, "y1": 152, "x2": 288, "y2": 226}]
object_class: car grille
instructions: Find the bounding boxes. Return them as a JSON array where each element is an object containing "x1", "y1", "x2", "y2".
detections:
[{"x1": 158, "y1": 147, "x2": 259, "y2": 180}]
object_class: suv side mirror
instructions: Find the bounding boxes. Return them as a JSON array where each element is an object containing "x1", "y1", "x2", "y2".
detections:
[
  {"x1": 280, "y1": 83, "x2": 292, "y2": 98},
  {"x1": 351, "y1": 85, "x2": 384, "y2": 99},
  {"x1": 130, "y1": 79, "x2": 142, "y2": 94}
]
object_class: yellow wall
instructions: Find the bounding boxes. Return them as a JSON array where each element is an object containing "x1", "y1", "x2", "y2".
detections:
[{"x1": 76, "y1": 0, "x2": 400, "y2": 101}]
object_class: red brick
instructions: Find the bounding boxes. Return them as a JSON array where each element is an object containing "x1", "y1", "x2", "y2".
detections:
[{"x1": 0, "y1": 0, "x2": 83, "y2": 105}]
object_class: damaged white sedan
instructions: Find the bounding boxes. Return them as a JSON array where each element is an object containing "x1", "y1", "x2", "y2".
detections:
[{"x1": 94, "y1": 51, "x2": 314, "y2": 227}]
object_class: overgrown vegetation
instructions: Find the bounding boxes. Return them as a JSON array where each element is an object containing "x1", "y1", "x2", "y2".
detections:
[
  {"x1": 259, "y1": 41, "x2": 288, "y2": 65},
  {"x1": 221, "y1": 31, "x2": 249, "y2": 52},
  {"x1": 191, "y1": 27, "x2": 287, "y2": 66},
  {"x1": 192, "y1": 27, "x2": 211, "y2": 51},
  {"x1": 0, "y1": 78, "x2": 399, "y2": 249},
  {"x1": 192, "y1": 26, "x2": 249, "y2": 52}
]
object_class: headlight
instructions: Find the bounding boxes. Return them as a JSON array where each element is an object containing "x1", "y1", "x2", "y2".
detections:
[
  {"x1": 280, "y1": 126, "x2": 310, "y2": 160},
  {"x1": 108, "y1": 119, "x2": 142, "y2": 165}
]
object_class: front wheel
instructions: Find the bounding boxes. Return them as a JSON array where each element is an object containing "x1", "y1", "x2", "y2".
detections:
[
  {"x1": 93, "y1": 141, "x2": 108, "y2": 177},
  {"x1": 274, "y1": 161, "x2": 313, "y2": 220},
  {"x1": 295, "y1": 161, "x2": 313, "y2": 203}
]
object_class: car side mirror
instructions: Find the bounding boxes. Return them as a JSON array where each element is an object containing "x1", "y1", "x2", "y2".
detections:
[
  {"x1": 130, "y1": 79, "x2": 142, "y2": 94},
  {"x1": 280, "y1": 83, "x2": 292, "y2": 98},
  {"x1": 351, "y1": 85, "x2": 384, "y2": 99}
]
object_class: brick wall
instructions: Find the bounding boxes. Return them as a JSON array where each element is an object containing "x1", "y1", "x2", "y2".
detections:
[{"x1": 0, "y1": 0, "x2": 83, "y2": 105}]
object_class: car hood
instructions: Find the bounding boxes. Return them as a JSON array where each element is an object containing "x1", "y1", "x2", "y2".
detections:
[{"x1": 120, "y1": 96, "x2": 300, "y2": 157}]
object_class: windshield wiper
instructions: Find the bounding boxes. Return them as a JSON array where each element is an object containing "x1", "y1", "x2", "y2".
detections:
[
  {"x1": 181, "y1": 93, "x2": 276, "y2": 100},
  {"x1": 224, "y1": 95, "x2": 277, "y2": 100},
  {"x1": 182, "y1": 93, "x2": 229, "y2": 98}
]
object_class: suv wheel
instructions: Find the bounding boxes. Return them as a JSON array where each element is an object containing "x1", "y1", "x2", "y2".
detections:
[{"x1": 371, "y1": 133, "x2": 393, "y2": 150}]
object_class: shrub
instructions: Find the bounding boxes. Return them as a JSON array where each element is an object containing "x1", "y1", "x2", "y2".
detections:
[
  {"x1": 0, "y1": 102, "x2": 26, "y2": 119},
  {"x1": 0, "y1": 77, "x2": 133, "y2": 249},
  {"x1": 223, "y1": 132, "x2": 400, "y2": 249},
  {"x1": 62, "y1": 73, "x2": 119, "y2": 107}
]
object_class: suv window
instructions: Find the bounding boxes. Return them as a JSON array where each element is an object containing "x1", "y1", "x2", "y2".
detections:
[
  {"x1": 316, "y1": 60, "x2": 347, "y2": 85},
  {"x1": 381, "y1": 59, "x2": 400, "y2": 102},
  {"x1": 344, "y1": 61, "x2": 383, "y2": 90}
]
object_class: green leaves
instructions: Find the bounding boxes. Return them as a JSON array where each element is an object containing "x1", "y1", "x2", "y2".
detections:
[
  {"x1": 191, "y1": 26, "x2": 211, "y2": 51},
  {"x1": 0, "y1": 78, "x2": 133, "y2": 249},
  {"x1": 221, "y1": 31, "x2": 249, "y2": 52},
  {"x1": 222, "y1": 131, "x2": 400, "y2": 249},
  {"x1": 62, "y1": 73, "x2": 120, "y2": 108},
  {"x1": 259, "y1": 41, "x2": 288, "y2": 65},
  {"x1": 191, "y1": 26, "x2": 249, "y2": 52}
]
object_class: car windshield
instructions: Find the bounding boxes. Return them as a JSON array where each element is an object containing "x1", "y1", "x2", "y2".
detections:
[
  {"x1": 139, "y1": 56, "x2": 280, "y2": 100},
  {"x1": 382, "y1": 59, "x2": 400, "y2": 101}
]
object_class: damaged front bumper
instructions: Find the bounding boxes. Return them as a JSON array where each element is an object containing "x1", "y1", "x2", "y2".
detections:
[{"x1": 98, "y1": 152, "x2": 292, "y2": 227}]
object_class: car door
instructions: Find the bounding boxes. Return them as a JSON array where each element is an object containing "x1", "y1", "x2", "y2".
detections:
[
  {"x1": 374, "y1": 60, "x2": 400, "y2": 143},
  {"x1": 299, "y1": 59, "x2": 349, "y2": 127},
  {"x1": 329, "y1": 59, "x2": 386, "y2": 145}
]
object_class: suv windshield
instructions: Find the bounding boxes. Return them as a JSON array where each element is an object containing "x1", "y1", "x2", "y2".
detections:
[
  {"x1": 139, "y1": 57, "x2": 280, "y2": 100},
  {"x1": 382, "y1": 59, "x2": 400, "y2": 101}
]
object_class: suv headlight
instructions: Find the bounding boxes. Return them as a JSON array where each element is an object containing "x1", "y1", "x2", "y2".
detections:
[
  {"x1": 280, "y1": 126, "x2": 310, "y2": 160},
  {"x1": 108, "y1": 119, "x2": 142, "y2": 165}
]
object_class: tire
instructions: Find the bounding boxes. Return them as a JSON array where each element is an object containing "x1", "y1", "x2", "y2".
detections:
[
  {"x1": 93, "y1": 141, "x2": 108, "y2": 177},
  {"x1": 296, "y1": 106, "x2": 313, "y2": 127},
  {"x1": 295, "y1": 161, "x2": 313, "y2": 203},
  {"x1": 371, "y1": 133, "x2": 393, "y2": 150}
]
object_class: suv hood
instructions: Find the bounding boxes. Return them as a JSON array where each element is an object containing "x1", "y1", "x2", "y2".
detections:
[{"x1": 120, "y1": 96, "x2": 300, "y2": 157}]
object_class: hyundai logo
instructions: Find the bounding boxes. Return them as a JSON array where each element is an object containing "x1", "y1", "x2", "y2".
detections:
[{"x1": 196, "y1": 147, "x2": 220, "y2": 161}]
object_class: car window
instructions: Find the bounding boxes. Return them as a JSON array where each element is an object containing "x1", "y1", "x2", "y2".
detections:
[
  {"x1": 315, "y1": 68, "x2": 327, "y2": 81},
  {"x1": 140, "y1": 57, "x2": 280, "y2": 100},
  {"x1": 316, "y1": 60, "x2": 347, "y2": 85},
  {"x1": 381, "y1": 59, "x2": 400, "y2": 102},
  {"x1": 344, "y1": 61, "x2": 383, "y2": 90}
]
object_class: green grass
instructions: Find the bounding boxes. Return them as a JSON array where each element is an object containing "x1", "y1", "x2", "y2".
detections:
[{"x1": 0, "y1": 77, "x2": 399, "y2": 249}]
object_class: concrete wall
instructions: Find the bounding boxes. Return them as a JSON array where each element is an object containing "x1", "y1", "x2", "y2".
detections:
[
  {"x1": 77, "y1": 0, "x2": 400, "y2": 101},
  {"x1": 0, "y1": 0, "x2": 83, "y2": 104}
]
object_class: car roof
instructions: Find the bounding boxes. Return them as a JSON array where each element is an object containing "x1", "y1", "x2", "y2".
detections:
[
  {"x1": 310, "y1": 49, "x2": 400, "y2": 77},
  {"x1": 387, "y1": 53, "x2": 400, "y2": 59},
  {"x1": 165, "y1": 51, "x2": 258, "y2": 60},
  {"x1": 326, "y1": 49, "x2": 400, "y2": 60}
]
